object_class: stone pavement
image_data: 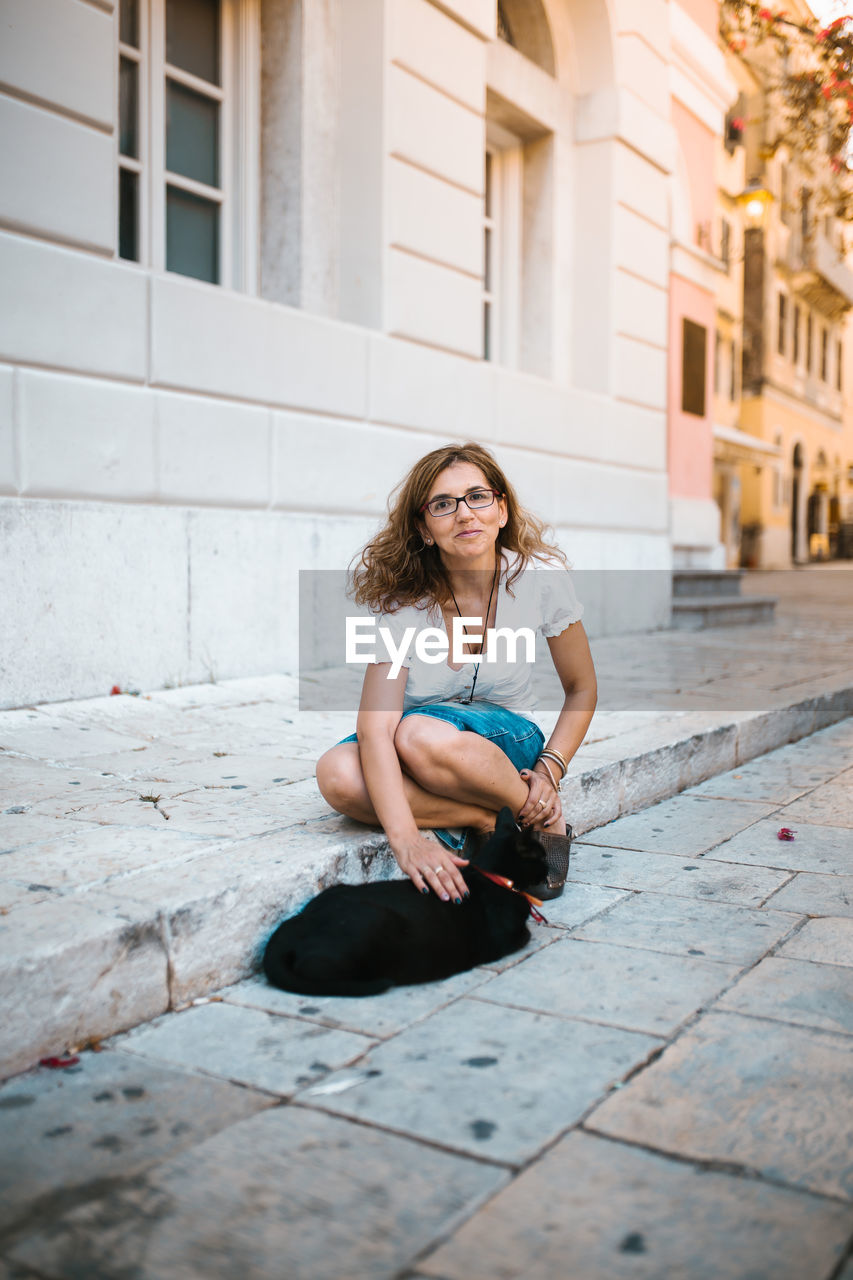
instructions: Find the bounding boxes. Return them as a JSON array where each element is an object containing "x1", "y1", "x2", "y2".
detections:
[
  {"x1": 1, "y1": 719, "x2": 852, "y2": 1279},
  {"x1": 1, "y1": 567, "x2": 852, "y2": 1079}
]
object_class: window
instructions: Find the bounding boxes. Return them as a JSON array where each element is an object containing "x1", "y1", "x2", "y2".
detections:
[
  {"x1": 730, "y1": 338, "x2": 738, "y2": 401},
  {"x1": 837, "y1": 339, "x2": 843, "y2": 391},
  {"x1": 117, "y1": 0, "x2": 257, "y2": 289},
  {"x1": 481, "y1": 133, "x2": 522, "y2": 366},
  {"x1": 483, "y1": 150, "x2": 496, "y2": 361},
  {"x1": 801, "y1": 187, "x2": 811, "y2": 245},
  {"x1": 497, "y1": 0, "x2": 515, "y2": 46},
  {"x1": 777, "y1": 292, "x2": 787, "y2": 357},
  {"x1": 682, "y1": 319, "x2": 707, "y2": 417},
  {"x1": 773, "y1": 434, "x2": 784, "y2": 508},
  {"x1": 720, "y1": 218, "x2": 731, "y2": 268},
  {"x1": 806, "y1": 311, "x2": 813, "y2": 373},
  {"x1": 821, "y1": 327, "x2": 829, "y2": 381},
  {"x1": 714, "y1": 330, "x2": 722, "y2": 395},
  {"x1": 793, "y1": 303, "x2": 800, "y2": 365}
]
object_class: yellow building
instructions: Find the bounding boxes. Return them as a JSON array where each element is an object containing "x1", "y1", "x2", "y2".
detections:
[{"x1": 714, "y1": 2, "x2": 853, "y2": 567}]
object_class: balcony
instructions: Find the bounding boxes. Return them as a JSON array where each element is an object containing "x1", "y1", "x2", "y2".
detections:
[{"x1": 788, "y1": 229, "x2": 853, "y2": 319}]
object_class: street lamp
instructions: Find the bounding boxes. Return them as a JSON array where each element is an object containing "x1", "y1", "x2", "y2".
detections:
[{"x1": 737, "y1": 178, "x2": 774, "y2": 227}]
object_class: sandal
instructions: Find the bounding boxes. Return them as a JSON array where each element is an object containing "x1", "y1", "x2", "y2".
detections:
[{"x1": 523, "y1": 826, "x2": 573, "y2": 900}]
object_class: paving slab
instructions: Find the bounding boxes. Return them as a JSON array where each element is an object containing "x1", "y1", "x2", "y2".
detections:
[
  {"x1": 527, "y1": 880, "x2": 630, "y2": 930},
  {"x1": 652, "y1": 858, "x2": 793, "y2": 908},
  {"x1": 34, "y1": 695, "x2": 191, "y2": 740},
  {"x1": 571, "y1": 891, "x2": 799, "y2": 964},
  {"x1": 0, "y1": 880, "x2": 56, "y2": 912},
  {"x1": 128, "y1": 752, "x2": 318, "y2": 788},
  {"x1": 7, "y1": 1106, "x2": 508, "y2": 1280},
  {"x1": 776, "y1": 916, "x2": 853, "y2": 967},
  {"x1": 1, "y1": 896, "x2": 170, "y2": 1079},
  {"x1": 715, "y1": 955, "x2": 853, "y2": 1036},
  {"x1": 565, "y1": 845, "x2": 687, "y2": 891},
  {"x1": 689, "y1": 739, "x2": 844, "y2": 804},
  {"x1": 708, "y1": 818, "x2": 853, "y2": 874},
  {"x1": 579, "y1": 794, "x2": 781, "y2": 856},
  {"x1": 588, "y1": 1010, "x2": 853, "y2": 1201},
  {"x1": 0, "y1": 824, "x2": 222, "y2": 893},
  {"x1": 294, "y1": 996, "x2": 660, "y2": 1166},
  {"x1": 0, "y1": 812, "x2": 104, "y2": 852},
  {"x1": 473, "y1": 937, "x2": 741, "y2": 1036},
  {"x1": 0, "y1": 1049, "x2": 272, "y2": 1245},
  {"x1": 23, "y1": 784, "x2": 318, "y2": 840},
  {"x1": 116, "y1": 1000, "x2": 376, "y2": 1097},
  {"x1": 0, "y1": 755, "x2": 129, "y2": 806},
  {"x1": 216, "y1": 969, "x2": 494, "y2": 1039},
  {"x1": 414, "y1": 1128, "x2": 853, "y2": 1280},
  {"x1": 781, "y1": 768, "x2": 853, "y2": 828},
  {"x1": 0, "y1": 710, "x2": 150, "y2": 760},
  {"x1": 763, "y1": 869, "x2": 853, "y2": 917}
]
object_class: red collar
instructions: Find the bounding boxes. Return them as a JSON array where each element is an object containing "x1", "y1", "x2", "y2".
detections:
[{"x1": 474, "y1": 868, "x2": 548, "y2": 924}]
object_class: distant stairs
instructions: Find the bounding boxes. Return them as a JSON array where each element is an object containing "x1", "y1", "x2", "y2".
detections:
[{"x1": 671, "y1": 570, "x2": 778, "y2": 630}]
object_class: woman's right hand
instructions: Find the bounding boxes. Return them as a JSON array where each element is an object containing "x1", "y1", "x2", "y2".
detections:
[{"x1": 392, "y1": 833, "x2": 470, "y2": 903}]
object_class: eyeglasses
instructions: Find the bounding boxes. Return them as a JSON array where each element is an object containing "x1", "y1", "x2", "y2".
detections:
[{"x1": 419, "y1": 488, "x2": 503, "y2": 518}]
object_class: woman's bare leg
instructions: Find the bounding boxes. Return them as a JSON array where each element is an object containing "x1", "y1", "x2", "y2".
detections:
[
  {"x1": 394, "y1": 715, "x2": 566, "y2": 833},
  {"x1": 317, "y1": 716, "x2": 566, "y2": 836},
  {"x1": 317, "y1": 742, "x2": 497, "y2": 832}
]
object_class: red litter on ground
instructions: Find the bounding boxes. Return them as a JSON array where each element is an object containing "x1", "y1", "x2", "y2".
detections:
[
  {"x1": 777, "y1": 828, "x2": 797, "y2": 841},
  {"x1": 39, "y1": 1056, "x2": 80, "y2": 1069}
]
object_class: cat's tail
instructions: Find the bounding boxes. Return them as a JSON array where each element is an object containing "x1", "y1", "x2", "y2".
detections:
[{"x1": 262, "y1": 933, "x2": 391, "y2": 998}]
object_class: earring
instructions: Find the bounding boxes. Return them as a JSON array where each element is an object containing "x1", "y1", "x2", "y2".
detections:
[{"x1": 423, "y1": 537, "x2": 433, "y2": 546}]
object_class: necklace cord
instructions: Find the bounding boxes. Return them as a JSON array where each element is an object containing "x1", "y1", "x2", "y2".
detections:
[{"x1": 448, "y1": 564, "x2": 498, "y2": 705}]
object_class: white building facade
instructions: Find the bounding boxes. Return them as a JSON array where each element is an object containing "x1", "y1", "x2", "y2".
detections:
[{"x1": 0, "y1": 0, "x2": 727, "y2": 708}]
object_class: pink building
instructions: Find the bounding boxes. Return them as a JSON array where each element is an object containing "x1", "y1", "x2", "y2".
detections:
[{"x1": 667, "y1": 0, "x2": 731, "y2": 568}]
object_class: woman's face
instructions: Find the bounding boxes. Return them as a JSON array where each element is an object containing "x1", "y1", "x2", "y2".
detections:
[{"x1": 419, "y1": 462, "x2": 507, "y2": 564}]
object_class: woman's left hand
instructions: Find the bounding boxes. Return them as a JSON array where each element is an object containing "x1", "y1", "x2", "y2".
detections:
[{"x1": 517, "y1": 764, "x2": 562, "y2": 829}]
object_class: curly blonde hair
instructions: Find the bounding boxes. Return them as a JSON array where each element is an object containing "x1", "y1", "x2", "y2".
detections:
[{"x1": 350, "y1": 442, "x2": 567, "y2": 613}]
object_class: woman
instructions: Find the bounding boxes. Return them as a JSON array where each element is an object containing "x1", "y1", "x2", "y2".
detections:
[{"x1": 317, "y1": 442, "x2": 597, "y2": 905}]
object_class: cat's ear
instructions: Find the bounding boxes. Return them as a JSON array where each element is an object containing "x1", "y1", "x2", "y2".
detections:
[{"x1": 495, "y1": 806, "x2": 518, "y2": 836}]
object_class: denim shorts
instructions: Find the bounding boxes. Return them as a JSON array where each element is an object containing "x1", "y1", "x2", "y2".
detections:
[{"x1": 338, "y1": 700, "x2": 545, "y2": 850}]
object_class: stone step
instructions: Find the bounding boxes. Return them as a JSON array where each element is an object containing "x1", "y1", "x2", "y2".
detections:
[
  {"x1": 672, "y1": 570, "x2": 745, "y2": 599},
  {"x1": 2, "y1": 682, "x2": 851, "y2": 1080},
  {"x1": 671, "y1": 595, "x2": 778, "y2": 630}
]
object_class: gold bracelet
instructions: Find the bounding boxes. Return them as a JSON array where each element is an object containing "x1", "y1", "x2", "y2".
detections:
[{"x1": 540, "y1": 748, "x2": 567, "y2": 778}]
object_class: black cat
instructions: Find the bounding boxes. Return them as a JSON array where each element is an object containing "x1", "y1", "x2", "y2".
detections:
[{"x1": 262, "y1": 807, "x2": 549, "y2": 996}]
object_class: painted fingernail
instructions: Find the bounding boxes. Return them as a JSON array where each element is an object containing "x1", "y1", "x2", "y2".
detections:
[
  {"x1": 421, "y1": 887, "x2": 429, "y2": 895},
  {"x1": 441, "y1": 893, "x2": 450, "y2": 902},
  {"x1": 454, "y1": 897, "x2": 462, "y2": 905}
]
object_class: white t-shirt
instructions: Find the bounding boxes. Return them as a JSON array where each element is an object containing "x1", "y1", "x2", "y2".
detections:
[{"x1": 375, "y1": 554, "x2": 583, "y2": 721}]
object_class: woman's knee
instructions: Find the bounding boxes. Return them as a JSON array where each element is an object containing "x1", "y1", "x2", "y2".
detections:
[
  {"x1": 394, "y1": 716, "x2": 454, "y2": 780},
  {"x1": 316, "y1": 745, "x2": 365, "y2": 812}
]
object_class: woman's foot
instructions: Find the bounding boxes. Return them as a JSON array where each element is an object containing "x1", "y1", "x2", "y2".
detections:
[{"x1": 525, "y1": 826, "x2": 573, "y2": 900}]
